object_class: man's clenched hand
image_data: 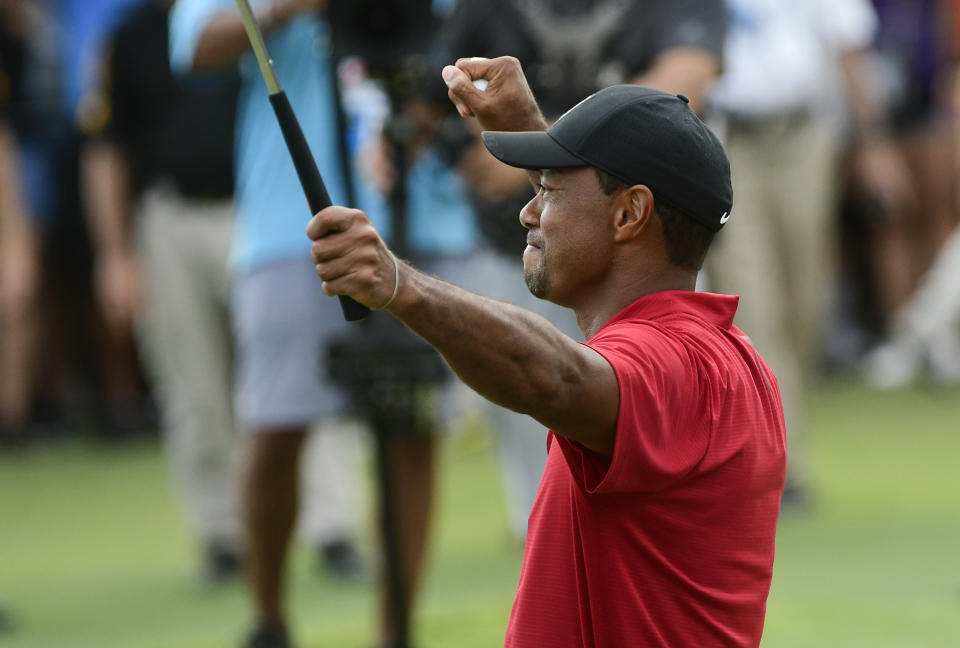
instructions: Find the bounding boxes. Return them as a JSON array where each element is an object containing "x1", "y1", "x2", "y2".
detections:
[
  {"x1": 442, "y1": 56, "x2": 547, "y2": 133},
  {"x1": 307, "y1": 206, "x2": 400, "y2": 310}
]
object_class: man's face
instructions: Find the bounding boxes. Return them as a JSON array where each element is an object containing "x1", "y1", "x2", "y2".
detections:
[{"x1": 519, "y1": 167, "x2": 618, "y2": 306}]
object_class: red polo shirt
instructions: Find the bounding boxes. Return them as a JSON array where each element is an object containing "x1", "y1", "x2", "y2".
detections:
[{"x1": 504, "y1": 291, "x2": 786, "y2": 648}]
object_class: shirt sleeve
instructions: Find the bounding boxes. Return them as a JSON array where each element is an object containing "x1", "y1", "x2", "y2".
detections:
[
  {"x1": 555, "y1": 322, "x2": 714, "y2": 495},
  {"x1": 812, "y1": 0, "x2": 877, "y2": 53},
  {"x1": 169, "y1": 0, "x2": 235, "y2": 75}
]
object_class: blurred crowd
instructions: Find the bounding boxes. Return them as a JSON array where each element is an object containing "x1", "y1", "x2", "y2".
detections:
[{"x1": 2, "y1": 0, "x2": 959, "y2": 646}]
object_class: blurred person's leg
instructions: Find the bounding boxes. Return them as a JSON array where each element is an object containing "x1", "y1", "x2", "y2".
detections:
[
  {"x1": 864, "y1": 223, "x2": 960, "y2": 387},
  {"x1": 92, "y1": 296, "x2": 152, "y2": 436},
  {"x1": 898, "y1": 126, "x2": 956, "y2": 279},
  {"x1": 10, "y1": 132, "x2": 78, "y2": 435},
  {"x1": 136, "y1": 186, "x2": 241, "y2": 583},
  {"x1": 866, "y1": 124, "x2": 955, "y2": 327},
  {"x1": 378, "y1": 430, "x2": 436, "y2": 648},
  {"x1": 33, "y1": 132, "x2": 150, "y2": 437},
  {"x1": 0, "y1": 124, "x2": 41, "y2": 445},
  {"x1": 242, "y1": 427, "x2": 306, "y2": 631},
  {"x1": 776, "y1": 120, "x2": 840, "y2": 497},
  {"x1": 775, "y1": 120, "x2": 838, "y2": 377},
  {"x1": 865, "y1": 207, "x2": 915, "y2": 326},
  {"x1": 0, "y1": 226, "x2": 40, "y2": 444},
  {"x1": 233, "y1": 259, "x2": 357, "y2": 643},
  {"x1": 298, "y1": 418, "x2": 367, "y2": 579},
  {"x1": 896, "y1": 225, "x2": 960, "y2": 350}
]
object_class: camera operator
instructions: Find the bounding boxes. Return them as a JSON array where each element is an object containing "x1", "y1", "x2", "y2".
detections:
[{"x1": 170, "y1": 1, "x2": 479, "y2": 646}]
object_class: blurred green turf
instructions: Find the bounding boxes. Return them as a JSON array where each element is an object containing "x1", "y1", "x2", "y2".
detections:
[{"x1": 0, "y1": 378, "x2": 958, "y2": 647}]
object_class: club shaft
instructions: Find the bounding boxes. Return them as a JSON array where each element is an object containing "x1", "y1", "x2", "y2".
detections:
[{"x1": 235, "y1": 0, "x2": 281, "y2": 94}]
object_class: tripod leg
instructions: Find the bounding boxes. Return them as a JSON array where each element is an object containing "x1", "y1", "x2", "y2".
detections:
[{"x1": 374, "y1": 429, "x2": 436, "y2": 648}]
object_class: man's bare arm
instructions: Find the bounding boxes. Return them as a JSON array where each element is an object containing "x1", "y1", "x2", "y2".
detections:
[
  {"x1": 307, "y1": 207, "x2": 620, "y2": 456},
  {"x1": 191, "y1": 0, "x2": 326, "y2": 71},
  {"x1": 395, "y1": 265, "x2": 619, "y2": 455}
]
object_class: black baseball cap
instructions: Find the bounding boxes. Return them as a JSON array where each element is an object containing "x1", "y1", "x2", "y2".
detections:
[{"x1": 481, "y1": 85, "x2": 733, "y2": 231}]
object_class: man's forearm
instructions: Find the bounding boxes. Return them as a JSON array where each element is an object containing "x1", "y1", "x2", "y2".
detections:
[
  {"x1": 384, "y1": 264, "x2": 617, "y2": 453},
  {"x1": 191, "y1": 2, "x2": 317, "y2": 71},
  {"x1": 191, "y1": 11, "x2": 257, "y2": 70}
]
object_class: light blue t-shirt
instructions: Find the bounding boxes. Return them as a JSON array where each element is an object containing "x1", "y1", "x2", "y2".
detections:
[{"x1": 170, "y1": 0, "x2": 477, "y2": 273}]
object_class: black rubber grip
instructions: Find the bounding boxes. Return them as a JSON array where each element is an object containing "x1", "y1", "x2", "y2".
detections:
[{"x1": 269, "y1": 91, "x2": 370, "y2": 321}]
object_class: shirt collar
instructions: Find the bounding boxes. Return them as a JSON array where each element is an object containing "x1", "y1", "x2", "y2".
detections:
[{"x1": 594, "y1": 290, "x2": 740, "y2": 338}]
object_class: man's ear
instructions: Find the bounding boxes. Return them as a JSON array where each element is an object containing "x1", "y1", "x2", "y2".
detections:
[{"x1": 612, "y1": 184, "x2": 655, "y2": 243}]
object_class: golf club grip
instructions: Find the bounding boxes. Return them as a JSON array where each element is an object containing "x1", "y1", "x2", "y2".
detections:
[{"x1": 268, "y1": 91, "x2": 370, "y2": 322}]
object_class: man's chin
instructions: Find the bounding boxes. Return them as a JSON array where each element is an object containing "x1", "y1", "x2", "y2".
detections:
[{"x1": 524, "y1": 269, "x2": 547, "y2": 299}]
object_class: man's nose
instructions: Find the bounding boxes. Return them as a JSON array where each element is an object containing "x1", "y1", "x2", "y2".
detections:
[{"x1": 519, "y1": 194, "x2": 540, "y2": 229}]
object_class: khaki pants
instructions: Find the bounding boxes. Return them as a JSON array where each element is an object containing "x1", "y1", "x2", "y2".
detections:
[
  {"x1": 706, "y1": 116, "x2": 839, "y2": 482},
  {"x1": 136, "y1": 186, "x2": 239, "y2": 546}
]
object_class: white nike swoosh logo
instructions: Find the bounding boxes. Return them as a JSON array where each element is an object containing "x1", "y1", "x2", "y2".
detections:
[{"x1": 719, "y1": 211, "x2": 730, "y2": 225}]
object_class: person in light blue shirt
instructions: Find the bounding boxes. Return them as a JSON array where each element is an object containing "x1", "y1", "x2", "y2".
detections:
[
  {"x1": 170, "y1": 0, "x2": 477, "y2": 272},
  {"x1": 170, "y1": 2, "x2": 477, "y2": 646},
  {"x1": 171, "y1": 2, "x2": 353, "y2": 272}
]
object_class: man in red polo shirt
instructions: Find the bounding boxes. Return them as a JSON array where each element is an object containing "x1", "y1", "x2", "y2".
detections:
[{"x1": 303, "y1": 57, "x2": 786, "y2": 647}]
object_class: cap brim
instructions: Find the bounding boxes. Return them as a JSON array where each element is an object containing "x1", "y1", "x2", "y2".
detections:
[{"x1": 481, "y1": 131, "x2": 585, "y2": 170}]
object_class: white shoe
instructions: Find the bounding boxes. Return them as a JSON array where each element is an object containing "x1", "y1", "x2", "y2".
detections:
[{"x1": 862, "y1": 340, "x2": 921, "y2": 390}]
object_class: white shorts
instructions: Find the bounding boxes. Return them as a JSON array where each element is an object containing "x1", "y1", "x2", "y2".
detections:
[
  {"x1": 232, "y1": 259, "x2": 355, "y2": 428},
  {"x1": 232, "y1": 256, "x2": 475, "y2": 431}
]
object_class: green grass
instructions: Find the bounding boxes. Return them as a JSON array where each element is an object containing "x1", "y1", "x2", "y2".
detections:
[
  {"x1": 762, "y1": 380, "x2": 960, "y2": 648},
  {"x1": 1, "y1": 378, "x2": 958, "y2": 647}
]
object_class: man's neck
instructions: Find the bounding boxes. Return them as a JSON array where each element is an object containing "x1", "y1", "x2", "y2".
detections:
[{"x1": 575, "y1": 269, "x2": 697, "y2": 339}]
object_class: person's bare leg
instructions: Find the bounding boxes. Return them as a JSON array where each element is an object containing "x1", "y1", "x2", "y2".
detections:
[
  {"x1": 242, "y1": 428, "x2": 307, "y2": 628},
  {"x1": 0, "y1": 235, "x2": 40, "y2": 440},
  {"x1": 93, "y1": 318, "x2": 147, "y2": 432},
  {"x1": 0, "y1": 297, "x2": 37, "y2": 434},
  {"x1": 870, "y1": 219, "x2": 915, "y2": 327},
  {"x1": 379, "y1": 433, "x2": 436, "y2": 647}
]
